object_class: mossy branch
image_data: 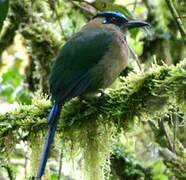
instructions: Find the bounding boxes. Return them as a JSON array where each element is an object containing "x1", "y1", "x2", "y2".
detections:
[
  {"x1": 0, "y1": 59, "x2": 186, "y2": 179},
  {"x1": 160, "y1": 148, "x2": 186, "y2": 178},
  {"x1": 0, "y1": 59, "x2": 186, "y2": 147}
]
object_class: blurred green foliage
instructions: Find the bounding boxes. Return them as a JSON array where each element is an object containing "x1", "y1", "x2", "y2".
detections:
[
  {"x1": 151, "y1": 160, "x2": 169, "y2": 180},
  {"x1": 0, "y1": 63, "x2": 32, "y2": 104},
  {"x1": 0, "y1": 0, "x2": 9, "y2": 32}
]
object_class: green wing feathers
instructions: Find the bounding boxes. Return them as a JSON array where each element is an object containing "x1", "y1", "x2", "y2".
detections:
[{"x1": 50, "y1": 29, "x2": 114, "y2": 102}]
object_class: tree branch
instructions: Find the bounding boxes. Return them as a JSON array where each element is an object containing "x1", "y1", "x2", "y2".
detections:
[
  {"x1": 165, "y1": 0, "x2": 186, "y2": 45},
  {"x1": 0, "y1": 59, "x2": 186, "y2": 148}
]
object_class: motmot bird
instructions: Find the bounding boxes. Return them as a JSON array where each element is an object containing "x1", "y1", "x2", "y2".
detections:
[{"x1": 36, "y1": 11, "x2": 150, "y2": 178}]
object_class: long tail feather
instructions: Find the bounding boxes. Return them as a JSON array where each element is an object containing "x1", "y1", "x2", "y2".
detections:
[
  {"x1": 48, "y1": 103, "x2": 59, "y2": 124},
  {"x1": 36, "y1": 103, "x2": 61, "y2": 179}
]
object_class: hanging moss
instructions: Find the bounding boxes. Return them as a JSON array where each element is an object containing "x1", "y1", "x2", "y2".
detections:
[
  {"x1": 62, "y1": 119, "x2": 116, "y2": 180},
  {"x1": 29, "y1": 133, "x2": 44, "y2": 177}
]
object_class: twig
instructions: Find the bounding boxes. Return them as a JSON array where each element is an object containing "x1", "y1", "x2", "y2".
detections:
[
  {"x1": 176, "y1": 15, "x2": 186, "y2": 19},
  {"x1": 133, "y1": 0, "x2": 138, "y2": 12},
  {"x1": 173, "y1": 114, "x2": 178, "y2": 154},
  {"x1": 165, "y1": 0, "x2": 186, "y2": 45},
  {"x1": 159, "y1": 118, "x2": 173, "y2": 151},
  {"x1": 51, "y1": 1, "x2": 68, "y2": 41},
  {"x1": 125, "y1": 1, "x2": 142, "y2": 7},
  {"x1": 58, "y1": 147, "x2": 63, "y2": 180},
  {"x1": 70, "y1": 0, "x2": 96, "y2": 16},
  {"x1": 159, "y1": 147, "x2": 178, "y2": 163},
  {"x1": 128, "y1": 46, "x2": 142, "y2": 71},
  {"x1": 24, "y1": 144, "x2": 29, "y2": 178},
  {"x1": 2, "y1": 165, "x2": 14, "y2": 180}
]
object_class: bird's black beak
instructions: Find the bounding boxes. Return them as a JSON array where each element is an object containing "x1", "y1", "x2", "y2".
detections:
[{"x1": 124, "y1": 20, "x2": 151, "y2": 29}]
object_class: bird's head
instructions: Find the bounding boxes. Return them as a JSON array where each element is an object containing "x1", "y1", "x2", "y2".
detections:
[{"x1": 93, "y1": 11, "x2": 150, "y2": 30}]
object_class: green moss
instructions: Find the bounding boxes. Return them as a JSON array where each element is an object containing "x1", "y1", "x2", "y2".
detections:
[
  {"x1": 29, "y1": 133, "x2": 44, "y2": 176},
  {"x1": 0, "y1": 60, "x2": 186, "y2": 178}
]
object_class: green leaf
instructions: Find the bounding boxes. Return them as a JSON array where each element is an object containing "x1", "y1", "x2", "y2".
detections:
[
  {"x1": 92, "y1": 2, "x2": 133, "y2": 19},
  {"x1": 17, "y1": 91, "x2": 32, "y2": 105},
  {"x1": 2, "y1": 67, "x2": 22, "y2": 87},
  {"x1": 152, "y1": 160, "x2": 169, "y2": 180},
  {"x1": 0, "y1": 0, "x2": 9, "y2": 32},
  {"x1": 1, "y1": 85, "x2": 14, "y2": 102}
]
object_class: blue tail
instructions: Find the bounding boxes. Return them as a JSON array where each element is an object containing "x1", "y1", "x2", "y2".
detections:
[
  {"x1": 48, "y1": 103, "x2": 59, "y2": 124},
  {"x1": 36, "y1": 103, "x2": 61, "y2": 179}
]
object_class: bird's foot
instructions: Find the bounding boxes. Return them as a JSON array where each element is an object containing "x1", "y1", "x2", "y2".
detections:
[{"x1": 79, "y1": 89, "x2": 106, "y2": 105}]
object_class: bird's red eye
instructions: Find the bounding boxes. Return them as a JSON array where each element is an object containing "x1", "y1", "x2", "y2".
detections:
[{"x1": 111, "y1": 17, "x2": 117, "y2": 24}]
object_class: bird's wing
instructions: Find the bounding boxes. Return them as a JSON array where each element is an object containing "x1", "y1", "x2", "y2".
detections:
[{"x1": 50, "y1": 28, "x2": 114, "y2": 102}]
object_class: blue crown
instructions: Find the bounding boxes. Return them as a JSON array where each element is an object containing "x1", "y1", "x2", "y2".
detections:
[{"x1": 93, "y1": 11, "x2": 128, "y2": 22}]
